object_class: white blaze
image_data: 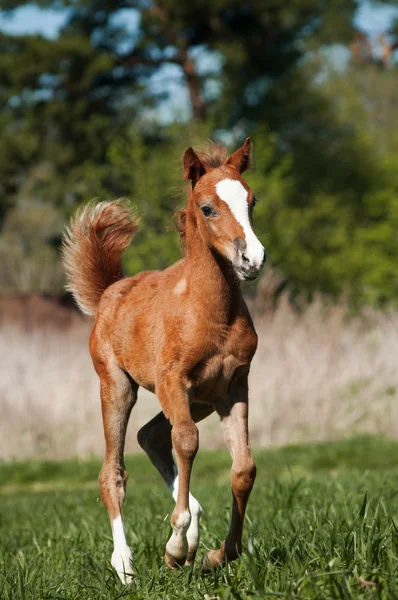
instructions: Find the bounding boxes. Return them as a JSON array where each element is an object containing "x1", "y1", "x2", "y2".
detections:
[{"x1": 215, "y1": 178, "x2": 264, "y2": 269}]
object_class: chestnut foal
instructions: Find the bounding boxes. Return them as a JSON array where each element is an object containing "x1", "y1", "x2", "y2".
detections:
[{"x1": 63, "y1": 138, "x2": 266, "y2": 585}]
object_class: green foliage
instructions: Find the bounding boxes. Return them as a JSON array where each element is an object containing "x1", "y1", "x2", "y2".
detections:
[
  {"x1": 2, "y1": 437, "x2": 398, "y2": 598},
  {"x1": 105, "y1": 128, "x2": 185, "y2": 274},
  {"x1": 0, "y1": 19, "x2": 138, "y2": 213},
  {"x1": 0, "y1": 0, "x2": 397, "y2": 306},
  {"x1": 1, "y1": 435, "x2": 398, "y2": 489},
  {"x1": 241, "y1": 62, "x2": 398, "y2": 307},
  {"x1": 0, "y1": 200, "x2": 64, "y2": 293}
]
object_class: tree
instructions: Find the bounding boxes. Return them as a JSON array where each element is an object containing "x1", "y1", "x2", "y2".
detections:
[
  {"x1": 0, "y1": 0, "x2": 359, "y2": 212},
  {"x1": 1, "y1": 0, "x2": 398, "y2": 306}
]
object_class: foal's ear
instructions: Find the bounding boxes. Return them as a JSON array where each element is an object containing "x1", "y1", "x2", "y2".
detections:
[
  {"x1": 226, "y1": 137, "x2": 252, "y2": 173},
  {"x1": 183, "y1": 147, "x2": 205, "y2": 187}
]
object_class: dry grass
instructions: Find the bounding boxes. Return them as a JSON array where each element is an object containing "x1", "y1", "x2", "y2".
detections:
[
  {"x1": 0, "y1": 295, "x2": 397, "y2": 459},
  {"x1": 250, "y1": 295, "x2": 398, "y2": 445}
]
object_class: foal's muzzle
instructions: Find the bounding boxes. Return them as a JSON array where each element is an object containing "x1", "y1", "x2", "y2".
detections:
[{"x1": 232, "y1": 238, "x2": 267, "y2": 281}]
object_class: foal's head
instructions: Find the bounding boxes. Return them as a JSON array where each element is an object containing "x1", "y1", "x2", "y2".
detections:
[{"x1": 183, "y1": 138, "x2": 266, "y2": 281}]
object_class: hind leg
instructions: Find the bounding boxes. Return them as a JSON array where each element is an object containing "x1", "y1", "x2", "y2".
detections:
[
  {"x1": 203, "y1": 370, "x2": 256, "y2": 570},
  {"x1": 97, "y1": 364, "x2": 137, "y2": 585},
  {"x1": 137, "y1": 403, "x2": 213, "y2": 566}
]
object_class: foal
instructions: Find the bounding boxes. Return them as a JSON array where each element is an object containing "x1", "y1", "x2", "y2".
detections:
[{"x1": 63, "y1": 138, "x2": 266, "y2": 584}]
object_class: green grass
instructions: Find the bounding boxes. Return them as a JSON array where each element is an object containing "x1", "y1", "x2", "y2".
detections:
[{"x1": 1, "y1": 436, "x2": 398, "y2": 598}]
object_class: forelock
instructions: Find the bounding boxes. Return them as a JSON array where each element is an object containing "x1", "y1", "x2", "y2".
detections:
[{"x1": 195, "y1": 141, "x2": 229, "y2": 169}]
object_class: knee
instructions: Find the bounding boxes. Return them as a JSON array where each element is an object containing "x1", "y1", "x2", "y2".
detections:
[
  {"x1": 117, "y1": 466, "x2": 129, "y2": 492},
  {"x1": 99, "y1": 463, "x2": 109, "y2": 492},
  {"x1": 172, "y1": 421, "x2": 199, "y2": 460},
  {"x1": 99, "y1": 464, "x2": 128, "y2": 502},
  {"x1": 232, "y1": 459, "x2": 256, "y2": 497}
]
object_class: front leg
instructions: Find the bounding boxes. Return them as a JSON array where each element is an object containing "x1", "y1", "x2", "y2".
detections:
[
  {"x1": 156, "y1": 369, "x2": 199, "y2": 569},
  {"x1": 137, "y1": 403, "x2": 214, "y2": 567},
  {"x1": 203, "y1": 368, "x2": 256, "y2": 570}
]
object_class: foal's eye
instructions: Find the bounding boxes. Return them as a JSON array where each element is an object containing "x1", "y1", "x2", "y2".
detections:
[{"x1": 201, "y1": 206, "x2": 212, "y2": 217}]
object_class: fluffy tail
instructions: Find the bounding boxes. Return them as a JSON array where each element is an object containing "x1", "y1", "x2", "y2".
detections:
[{"x1": 62, "y1": 200, "x2": 139, "y2": 316}]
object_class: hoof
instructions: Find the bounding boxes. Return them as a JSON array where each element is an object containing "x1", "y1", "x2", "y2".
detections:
[
  {"x1": 184, "y1": 551, "x2": 196, "y2": 567},
  {"x1": 164, "y1": 551, "x2": 186, "y2": 570},
  {"x1": 111, "y1": 548, "x2": 134, "y2": 585},
  {"x1": 202, "y1": 549, "x2": 224, "y2": 572}
]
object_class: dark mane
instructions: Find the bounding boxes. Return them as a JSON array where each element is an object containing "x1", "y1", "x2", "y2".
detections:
[{"x1": 175, "y1": 141, "x2": 229, "y2": 252}]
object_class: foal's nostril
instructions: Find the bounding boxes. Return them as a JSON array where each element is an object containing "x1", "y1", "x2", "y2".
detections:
[
  {"x1": 233, "y1": 237, "x2": 247, "y2": 253},
  {"x1": 242, "y1": 253, "x2": 250, "y2": 264},
  {"x1": 262, "y1": 249, "x2": 267, "y2": 266}
]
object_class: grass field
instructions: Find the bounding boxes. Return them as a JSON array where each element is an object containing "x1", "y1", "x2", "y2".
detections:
[{"x1": 1, "y1": 436, "x2": 398, "y2": 599}]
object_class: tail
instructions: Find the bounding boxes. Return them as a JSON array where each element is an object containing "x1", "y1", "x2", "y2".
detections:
[{"x1": 62, "y1": 200, "x2": 139, "y2": 316}]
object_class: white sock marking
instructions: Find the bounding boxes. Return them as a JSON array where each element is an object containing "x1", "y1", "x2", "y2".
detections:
[
  {"x1": 111, "y1": 516, "x2": 133, "y2": 585},
  {"x1": 168, "y1": 472, "x2": 202, "y2": 558},
  {"x1": 166, "y1": 509, "x2": 191, "y2": 559},
  {"x1": 215, "y1": 178, "x2": 264, "y2": 269}
]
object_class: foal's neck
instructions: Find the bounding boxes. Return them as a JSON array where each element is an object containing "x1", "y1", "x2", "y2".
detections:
[{"x1": 184, "y1": 209, "x2": 242, "y2": 321}]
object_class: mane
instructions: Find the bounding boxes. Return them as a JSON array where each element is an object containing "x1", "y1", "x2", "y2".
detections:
[
  {"x1": 174, "y1": 207, "x2": 187, "y2": 254},
  {"x1": 175, "y1": 141, "x2": 229, "y2": 252}
]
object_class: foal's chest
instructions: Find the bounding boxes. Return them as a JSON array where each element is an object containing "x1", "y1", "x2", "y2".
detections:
[
  {"x1": 188, "y1": 354, "x2": 239, "y2": 403},
  {"x1": 187, "y1": 323, "x2": 257, "y2": 403}
]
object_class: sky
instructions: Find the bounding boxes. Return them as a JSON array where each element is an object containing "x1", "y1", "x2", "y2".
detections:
[
  {"x1": 355, "y1": 0, "x2": 398, "y2": 34},
  {"x1": 0, "y1": 5, "x2": 139, "y2": 39},
  {"x1": 1, "y1": 1, "x2": 398, "y2": 39}
]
